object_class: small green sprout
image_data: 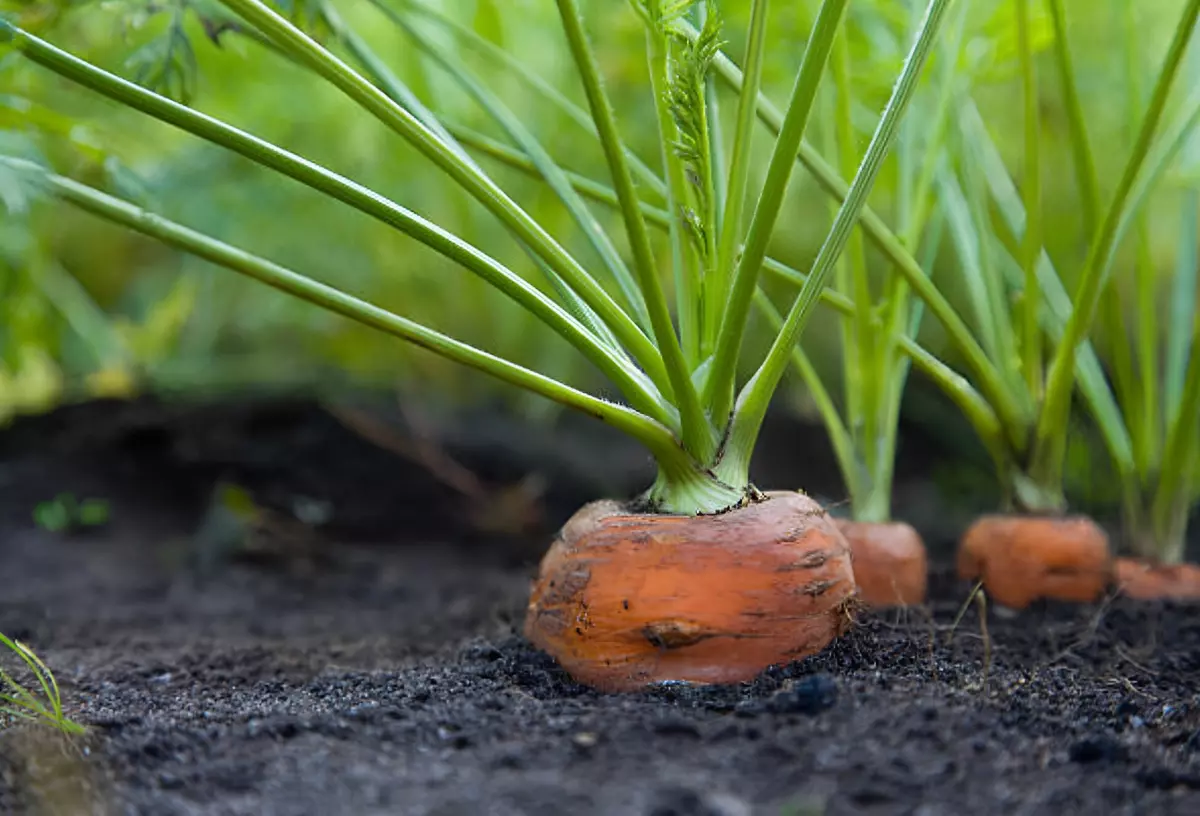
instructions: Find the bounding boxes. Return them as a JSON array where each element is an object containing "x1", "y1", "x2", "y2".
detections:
[
  {"x1": 0, "y1": 632, "x2": 85, "y2": 736},
  {"x1": 33, "y1": 493, "x2": 111, "y2": 534}
]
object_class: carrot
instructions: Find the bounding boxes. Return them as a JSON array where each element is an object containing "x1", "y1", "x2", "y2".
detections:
[
  {"x1": 956, "y1": 515, "x2": 1112, "y2": 609},
  {"x1": 1114, "y1": 558, "x2": 1200, "y2": 601},
  {"x1": 835, "y1": 519, "x2": 928, "y2": 607},
  {"x1": 523, "y1": 491, "x2": 857, "y2": 692}
]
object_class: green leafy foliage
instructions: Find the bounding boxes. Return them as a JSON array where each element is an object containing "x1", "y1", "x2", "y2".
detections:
[{"x1": 666, "y1": 0, "x2": 721, "y2": 259}]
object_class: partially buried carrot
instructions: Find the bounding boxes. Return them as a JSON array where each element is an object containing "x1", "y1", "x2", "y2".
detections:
[
  {"x1": 1114, "y1": 559, "x2": 1200, "y2": 601},
  {"x1": 523, "y1": 491, "x2": 857, "y2": 692},
  {"x1": 957, "y1": 514, "x2": 1112, "y2": 609},
  {"x1": 835, "y1": 519, "x2": 928, "y2": 607}
]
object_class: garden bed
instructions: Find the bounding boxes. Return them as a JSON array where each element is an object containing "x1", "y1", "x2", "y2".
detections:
[{"x1": 1, "y1": 398, "x2": 1198, "y2": 815}]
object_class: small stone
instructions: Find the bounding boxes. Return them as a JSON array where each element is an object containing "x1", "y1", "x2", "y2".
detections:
[
  {"x1": 767, "y1": 674, "x2": 838, "y2": 715},
  {"x1": 572, "y1": 732, "x2": 598, "y2": 748}
]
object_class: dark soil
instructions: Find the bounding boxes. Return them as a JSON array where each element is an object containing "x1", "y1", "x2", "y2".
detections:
[{"x1": 1, "y1": 397, "x2": 1198, "y2": 816}]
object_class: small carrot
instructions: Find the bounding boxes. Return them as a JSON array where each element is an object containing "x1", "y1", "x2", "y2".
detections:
[
  {"x1": 957, "y1": 514, "x2": 1112, "y2": 609},
  {"x1": 1114, "y1": 559, "x2": 1200, "y2": 601},
  {"x1": 523, "y1": 491, "x2": 856, "y2": 692},
  {"x1": 835, "y1": 519, "x2": 928, "y2": 607}
]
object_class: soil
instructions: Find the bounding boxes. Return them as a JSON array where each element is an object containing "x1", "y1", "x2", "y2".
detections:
[{"x1": 1, "y1": 396, "x2": 1198, "y2": 816}]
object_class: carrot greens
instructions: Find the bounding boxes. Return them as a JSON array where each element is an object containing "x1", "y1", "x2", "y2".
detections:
[{"x1": 1, "y1": 0, "x2": 952, "y2": 515}]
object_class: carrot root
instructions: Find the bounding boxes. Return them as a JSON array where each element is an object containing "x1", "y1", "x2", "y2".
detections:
[
  {"x1": 523, "y1": 491, "x2": 857, "y2": 692},
  {"x1": 835, "y1": 519, "x2": 927, "y2": 607},
  {"x1": 957, "y1": 514, "x2": 1111, "y2": 609},
  {"x1": 1114, "y1": 558, "x2": 1200, "y2": 601}
]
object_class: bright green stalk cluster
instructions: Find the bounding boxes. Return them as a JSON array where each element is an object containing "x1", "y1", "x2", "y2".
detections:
[
  {"x1": 0, "y1": 0, "x2": 951, "y2": 515},
  {"x1": 723, "y1": 0, "x2": 1200, "y2": 556},
  {"x1": 1, "y1": 632, "x2": 85, "y2": 735}
]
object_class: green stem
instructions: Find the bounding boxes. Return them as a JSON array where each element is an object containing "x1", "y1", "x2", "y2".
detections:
[
  {"x1": 392, "y1": 0, "x2": 667, "y2": 199},
  {"x1": 1045, "y1": 0, "x2": 1100, "y2": 237},
  {"x1": 1166, "y1": 192, "x2": 1199, "y2": 425},
  {"x1": 831, "y1": 25, "x2": 876, "y2": 479},
  {"x1": 319, "y1": 1, "x2": 632, "y2": 361},
  {"x1": 718, "y1": 0, "x2": 952, "y2": 487},
  {"x1": 437, "y1": 123, "x2": 672, "y2": 225},
  {"x1": 216, "y1": 0, "x2": 671, "y2": 396},
  {"x1": 1030, "y1": 0, "x2": 1200, "y2": 494},
  {"x1": 0, "y1": 25, "x2": 674, "y2": 426},
  {"x1": 554, "y1": 0, "x2": 715, "y2": 462},
  {"x1": 690, "y1": 23, "x2": 1031, "y2": 450},
  {"x1": 1017, "y1": 0, "x2": 1042, "y2": 400},
  {"x1": 1119, "y1": 0, "x2": 1161, "y2": 482},
  {"x1": 754, "y1": 290, "x2": 862, "y2": 510},
  {"x1": 25, "y1": 159, "x2": 706, "y2": 485},
  {"x1": 961, "y1": 100, "x2": 1135, "y2": 486},
  {"x1": 711, "y1": 0, "x2": 770, "y2": 357},
  {"x1": 704, "y1": 0, "x2": 849, "y2": 425},
  {"x1": 761, "y1": 262, "x2": 1007, "y2": 485},
  {"x1": 368, "y1": 0, "x2": 652, "y2": 330},
  {"x1": 1151, "y1": 308, "x2": 1200, "y2": 564}
]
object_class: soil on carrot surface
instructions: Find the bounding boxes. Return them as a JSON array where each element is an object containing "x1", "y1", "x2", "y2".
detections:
[{"x1": 1, "y1": 397, "x2": 1199, "y2": 816}]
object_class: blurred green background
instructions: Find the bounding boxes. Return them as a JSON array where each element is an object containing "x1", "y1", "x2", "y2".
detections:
[{"x1": 1, "y1": 0, "x2": 1196, "y2": 505}]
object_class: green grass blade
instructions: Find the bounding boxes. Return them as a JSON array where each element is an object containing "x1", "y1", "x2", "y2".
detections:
[
  {"x1": 555, "y1": 0, "x2": 715, "y2": 461},
  {"x1": 29, "y1": 161, "x2": 690, "y2": 461},
  {"x1": 13, "y1": 641, "x2": 62, "y2": 720},
  {"x1": 216, "y1": 0, "x2": 668, "y2": 394},
  {"x1": 720, "y1": 0, "x2": 953, "y2": 486},
  {"x1": 706, "y1": 0, "x2": 849, "y2": 424},
  {"x1": 2, "y1": 26, "x2": 671, "y2": 424},
  {"x1": 711, "y1": 0, "x2": 770, "y2": 357},
  {"x1": 1032, "y1": 0, "x2": 1200, "y2": 491}
]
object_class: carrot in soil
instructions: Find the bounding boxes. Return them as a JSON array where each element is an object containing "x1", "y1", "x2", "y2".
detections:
[
  {"x1": 836, "y1": 519, "x2": 928, "y2": 607},
  {"x1": 523, "y1": 491, "x2": 857, "y2": 692},
  {"x1": 956, "y1": 515, "x2": 1112, "y2": 609},
  {"x1": 1114, "y1": 559, "x2": 1200, "y2": 601}
]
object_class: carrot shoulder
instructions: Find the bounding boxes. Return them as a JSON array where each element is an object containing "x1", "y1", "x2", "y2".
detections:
[{"x1": 524, "y1": 491, "x2": 856, "y2": 691}]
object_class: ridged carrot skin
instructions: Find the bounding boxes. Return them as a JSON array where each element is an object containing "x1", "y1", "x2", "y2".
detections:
[
  {"x1": 836, "y1": 520, "x2": 928, "y2": 607},
  {"x1": 957, "y1": 515, "x2": 1111, "y2": 609},
  {"x1": 524, "y1": 491, "x2": 857, "y2": 692},
  {"x1": 1115, "y1": 559, "x2": 1200, "y2": 601}
]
